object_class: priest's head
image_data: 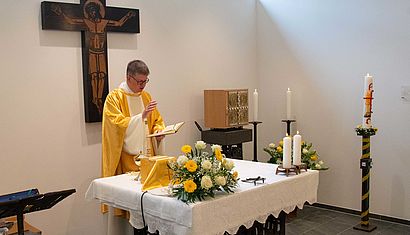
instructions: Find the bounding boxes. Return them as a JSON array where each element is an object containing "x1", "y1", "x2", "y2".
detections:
[{"x1": 126, "y1": 60, "x2": 150, "y2": 93}]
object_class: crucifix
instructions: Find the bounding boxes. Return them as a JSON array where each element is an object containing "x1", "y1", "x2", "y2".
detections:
[{"x1": 41, "y1": 0, "x2": 140, "y2": 122}]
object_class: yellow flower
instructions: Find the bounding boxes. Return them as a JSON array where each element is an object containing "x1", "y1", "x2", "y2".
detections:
[
  {"x1": 232, "y1": 171, "x2": 238, "y2": 180},
  {"x1": 215, "y1": 148, "x2": 223, "y2": 161},
  {"x1": 279, "y1": 140, "x2": 283, "y2": 146},
  {"x1": 183, "y1": 180, "x2": 197, "y2": 193},
  {"x1": 276, "y1": 146, "x2": 282, "y2": 152},
  {"x1": 310, "y1": 155, "x2": 318, "y2": 161},
  {"x1": 185, "y1": 160, "x2": 198, "y2": 172},
  {"x1": 181, "y1": 145, "x2": 192, "y2": 154}
]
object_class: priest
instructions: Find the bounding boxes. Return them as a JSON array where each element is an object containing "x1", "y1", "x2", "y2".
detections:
[{"x1": 101, "y1": 60, "x2": 165, "y2": 217}]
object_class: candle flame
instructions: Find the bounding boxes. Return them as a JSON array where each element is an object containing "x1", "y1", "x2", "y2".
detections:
[
  {"x1": 286, "y1": 133, "x2": 289, "y2": 137},
  {"x1": 297, "y1": 131, "x2": 299, "y2": 134},
  {"x1": 287, "y1": 88, "x2": 290, "y2": 91}
]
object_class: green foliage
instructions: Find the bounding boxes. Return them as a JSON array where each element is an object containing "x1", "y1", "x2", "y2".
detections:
[
  {"x1": 264, "y1": 140, "x2": 328, "y2": 170},
  {"x1": 355, "y1": 125, "x2": 378, "y2": 136},
  {"x1": 168, "y1": 141, "x2": 238, "y2": 203}
]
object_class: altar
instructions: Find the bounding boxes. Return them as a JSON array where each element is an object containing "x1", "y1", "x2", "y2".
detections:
[{"x1": 86, "y1": 159, "x2": 319, "y2": 235}]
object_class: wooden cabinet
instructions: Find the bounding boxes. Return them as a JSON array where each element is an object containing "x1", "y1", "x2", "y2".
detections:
[{"x1": 204, "y1": 89, "x2": 249, "y2": 128}]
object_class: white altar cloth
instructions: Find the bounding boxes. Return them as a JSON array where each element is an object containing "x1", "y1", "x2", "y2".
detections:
[{"x1": 86, "y1": 159, "x2": 319, "y2": 235}]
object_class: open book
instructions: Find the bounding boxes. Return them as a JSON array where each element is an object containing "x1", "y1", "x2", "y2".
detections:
[{"x1": 147, "y1": 122, "x2": 185, "y2": 137}]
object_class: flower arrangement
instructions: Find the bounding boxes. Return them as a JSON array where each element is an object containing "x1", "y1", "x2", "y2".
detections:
[
  {"x1": 355, "y1": 125, "x2": 378, "y2": 136},
  {"x1": 264, "y1": 140, "x2": 328, "y2": 170},
  {"x1": 168, "y1": 141, "x2": 239, "y2": 203}
]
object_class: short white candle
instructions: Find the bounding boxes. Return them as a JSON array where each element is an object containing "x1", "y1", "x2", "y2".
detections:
[
  {"x1": 253, "y1": 89, "x2": 258, "y2": 121},
  {"x1": 292, "y1": 131, "x2": 302, "y2": 166},
  {"x1": 283, "y1": 134, "x2": 292, "y2": 168},
  {"x1": 286, "y1": 88, "x2": 292, "y2": 119}
]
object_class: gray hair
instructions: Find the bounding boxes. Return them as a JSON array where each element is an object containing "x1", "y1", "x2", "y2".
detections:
[{"x1": 126, "y1": 60, "x2": 150, "y2": 76}]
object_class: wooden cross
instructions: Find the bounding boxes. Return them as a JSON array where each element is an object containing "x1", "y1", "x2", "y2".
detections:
[{"x1": 41, "y1": 0, "x2": 140, "y2": 122}]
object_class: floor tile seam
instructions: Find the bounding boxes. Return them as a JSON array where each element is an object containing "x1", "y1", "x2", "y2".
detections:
[
  {"x1": 336, "y1": 225, "x2": 357, "y2": 235},
  {"x1": 316, "y1": 208, "x2": 406, "y2": 228}
]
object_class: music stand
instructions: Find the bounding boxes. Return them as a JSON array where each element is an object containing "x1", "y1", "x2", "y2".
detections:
[{"x1": 0, "y1": 188, "x2": 75, "y2": 235}]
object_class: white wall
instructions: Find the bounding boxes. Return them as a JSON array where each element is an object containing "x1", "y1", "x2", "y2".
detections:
[
  {"x1": 257, "y1": 0, "x2": 410, "y2": 220},
  {"x1": 0, "y1": 0, "x2": 256, "y2": 234}
]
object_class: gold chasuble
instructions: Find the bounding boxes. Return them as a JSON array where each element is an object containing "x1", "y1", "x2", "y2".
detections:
[{"x1": 101, "y1": 87, "x2": 164, "y2": 215}]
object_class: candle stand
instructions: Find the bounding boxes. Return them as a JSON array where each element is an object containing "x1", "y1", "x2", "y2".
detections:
[
  {"x1": 281, "y1": 119, "x2": 296, "y2": 135},
  {"x1": 353, "y1": 126, "x2": 377, "y2": 232},
  {"x1": 294, "y1": 164, "x2": 308, "y2": 174},
  {"x1": 275, "y1": 165, "x2": 298, "y2": 177},
  {"x1": 249, "y1": 121, "x2": 262, "y2": 162}
]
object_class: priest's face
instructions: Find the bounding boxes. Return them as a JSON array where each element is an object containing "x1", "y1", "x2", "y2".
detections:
[{"x1": 127, "y1": 73, "x2": 149, "y2": 93}]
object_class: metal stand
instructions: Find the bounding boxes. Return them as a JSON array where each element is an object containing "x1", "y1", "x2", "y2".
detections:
[
  {"x1": 275, "y1": 165, "x2": 298, "y2": 177},
  {"x1": 294, "y1": 163, "x2": 308, "y2": 174},
  {"x1": 0, "y1": 189, "x2": 75, "y2": 235},
  {"x1": 353, "y1": 127, "x2": 377, "y2": 232},
  {"x1": 249, "y1": 121, "x2": 262, "y2": 162},
  {"x1": 195, "y1": 121, "x2": 252, "y2": 160},
  {"x1": 281, "y1": 119, "x2": 296, "y2": 135}
]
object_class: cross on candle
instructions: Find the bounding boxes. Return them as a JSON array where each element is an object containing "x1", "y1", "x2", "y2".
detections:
[{"x1": 362, "y1": 73, "x2": 374, "y2": 128}]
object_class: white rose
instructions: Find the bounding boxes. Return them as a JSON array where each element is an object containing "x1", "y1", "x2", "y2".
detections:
[
  {"x1": 201, "y1": 175, "x2": 213, "y2": 189},
  {"x1": 269, "y1": 143, "x2": 276, "y2": 148},
  {"x1": 215, "y1": 176, "x2": 226, "y2": 186},
  {"x1": 224, "y1": 160, "x2": 234, "y2": 171},
  {"x1": 319, "y1": 161, "x2": 324, "y2": 165},
  {"x1": 177, "y1": 155, "x2": 188, "y2": 166},
  {"x1": 201, "y1": 160, "x2": 212, "y2": 170},
  {"x1": 211, "y1": 144, "x2": 222, "y2": 152},
  {"x1": 315, "y1": 163, "x2": 321, "y2": 169},
  {"x1": 195, "y1": 141, "x2": 207, "y2": 150},
  {"x1": 302, "y1": 148, "x2": 309, "y2": 154}
]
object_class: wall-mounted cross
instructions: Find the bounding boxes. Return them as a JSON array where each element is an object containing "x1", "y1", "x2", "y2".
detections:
[{"x1": 41, "y1": 0, "x2": 140, "y2": 122}]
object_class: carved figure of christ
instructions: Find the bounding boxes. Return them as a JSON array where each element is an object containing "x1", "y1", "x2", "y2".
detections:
[{"x1": 41, "y1": 0, "x2": 140, "y2": 122}]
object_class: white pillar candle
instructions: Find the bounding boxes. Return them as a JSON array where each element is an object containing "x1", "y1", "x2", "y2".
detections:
[
  {"x1": 286, "y1": 88, "x2": 292, "y2": 119},
  {"x1": 253, "y1": 89, "x2": 258, "y2": 121},
  {"x1": 362, "y1": 73, "x2": 374, "y2": 128},
  {"x1": 292, "y1": 131, "x2": 302, "y2": 166},
  {"x1": 283, "y1": 134, "x2": 292, "y2": 168}
]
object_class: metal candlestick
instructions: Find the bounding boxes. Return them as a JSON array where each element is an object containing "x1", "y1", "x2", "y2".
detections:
[
  {"x1": 281, "y1": 119, "x2": 296, "y2": 135},
  {"x1": 249, "y1": 121, "x2": 262, "y2": 162}
]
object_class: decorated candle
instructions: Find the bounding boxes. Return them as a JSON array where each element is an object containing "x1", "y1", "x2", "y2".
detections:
[
  {"x1": 283, "y1": 134, "x2": 292, "y2": 168},
  {"x1": 253, "y1": 89, "x2": 258, "y2": 121},
  {"x1": 362, "y1": 73, "x2": 374, "y2": 128},
  {"x1": 286, "y1": 88, "x2": 292, "y2": 119},
  {"x1": 292, "y1": 131, "x2": 302, "y2": 166}
]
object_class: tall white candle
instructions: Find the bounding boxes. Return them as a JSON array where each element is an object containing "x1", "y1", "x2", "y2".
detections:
[
  {"x1": 283, "y1": 134, "x2": 292, "y2": 168},
  {"x1": 253, "y1": 89, "x2": 258, "y2": 121},
  {"x1": 286, "y1": 88, "x2": 292, "y2": 119},
  {"x1": 292, "y1": 131, "x2": 302, "y2": 166},
  {"x1": 362, "y1": 73, "x2": 374, "y2": 128}
]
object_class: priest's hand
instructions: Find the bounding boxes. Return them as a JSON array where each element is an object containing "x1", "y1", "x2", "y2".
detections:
[
  {"x1": 142, "y1": 100, "x2": 157, "y2": 119},
  {"x1": 155, "y1": 134, "x2": 165, "y2": 143}
]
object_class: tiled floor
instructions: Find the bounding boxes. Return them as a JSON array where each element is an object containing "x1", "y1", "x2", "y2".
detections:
[{"x1": 288, "y1": 205, "x2": 410, "y2": 235}]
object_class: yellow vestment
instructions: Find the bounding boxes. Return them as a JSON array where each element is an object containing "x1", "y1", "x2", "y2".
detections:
[{"x1": 101, "y1": 88, "x2": 164, "y2": 215}]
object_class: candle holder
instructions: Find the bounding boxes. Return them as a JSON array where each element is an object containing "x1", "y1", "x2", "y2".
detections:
[
  {"x1": 249, "y1": 121, "x2": 262, "y2": 162},
  {"x1": 275, "y1": 165, "x2": 298, "y2": 177},
  {"x1": 353, "y1": 126, "x2": 378, "y2": 232},
  {"x1": 293, "y1": 163, "x2": 308, "y2": 174},
  {"x1": 281, "y1": 119, "x2": 296, "y2": 135}
]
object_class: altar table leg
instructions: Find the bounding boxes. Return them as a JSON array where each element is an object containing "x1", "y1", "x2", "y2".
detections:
[
  {"x1": 278, "y1": 211, "x2": 286, "y2": 235},
  {"x1": 134, "y1": 227, "x2": 143, "y2": 235},
  {"x1": 133, "y1": 227, "x2": 159, "y2": 235}
]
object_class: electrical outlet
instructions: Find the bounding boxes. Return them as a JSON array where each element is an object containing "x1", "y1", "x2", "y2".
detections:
[{"x1": 401, "y1": 86, "x2": 410, "y2": 102}]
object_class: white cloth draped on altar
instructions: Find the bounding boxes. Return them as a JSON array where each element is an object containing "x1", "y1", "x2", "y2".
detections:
[{"x1": 86, "y1": 159, "x2": 319, "y2": 235}]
